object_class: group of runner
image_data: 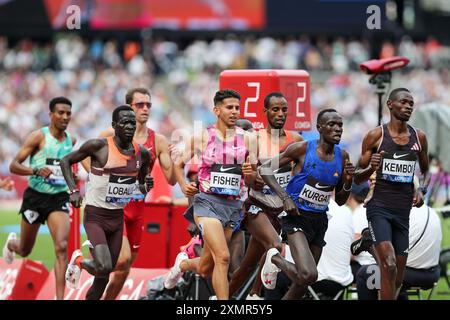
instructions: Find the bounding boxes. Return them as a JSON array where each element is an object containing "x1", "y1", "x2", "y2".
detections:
[{"x1": 2, "y1": 86, "x2": 429, "y2": 300}]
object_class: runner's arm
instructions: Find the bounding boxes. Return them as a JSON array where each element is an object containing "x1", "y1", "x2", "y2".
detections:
[
  {"x1": 335, "y1": 150, "x2": 355, "y2": 206},
  {"x1": 354, "y1": 128, "x2": 382, "y2": 184},
  {"x1": 9, "y1": 130, "x2": 46, "y2": 176},
  {"x1": 156, "y1": 133, "x2": 176, "y2": 185},
  {"x1": 138, "y1": 146, "x2": 153, "y2": 194},
  {"x1": 60, "y1": 139, "x2": 105, "y2": 194}
]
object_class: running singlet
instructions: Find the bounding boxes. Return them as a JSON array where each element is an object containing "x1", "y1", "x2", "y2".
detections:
[
  {"x1": 130, "y1": 128, "x2": 156, "y2": 202},
  {"x1": 248, "y1": 129, "x2": 295, "y2": 209},
  {"x1": 285, "y1": 139, "x2": 343, "y2": 213},
  {"x1": 370, "y1": 124, "x2": 421, "y2": 209},
  {"x1": 29, "y1": 127, "x2": 73, "y2": 194},
  {"x1": 86, "y1": 137, "x2": 142, "y2": 209},
  {"x1": 198, "y1": 126, "x2": 248, "y2": 198}
]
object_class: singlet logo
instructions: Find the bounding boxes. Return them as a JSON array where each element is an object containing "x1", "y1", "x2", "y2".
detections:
[
  {"x1": 393, "y1": 153, "x2": 408, "y2": 159},
  {"x1": 219, "y1": 166, "x2": 235, "y2": 172}
]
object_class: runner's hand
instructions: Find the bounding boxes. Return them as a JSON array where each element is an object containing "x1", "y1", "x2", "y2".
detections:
[
  {"x1": 343, "y1": 160, "x2": 356, "y2": 184},
  {"x1": 413, "y1": 188, "x2": 424, "y2": 207},
  {"x1": 242, "y1": 156, "x2": 253, "y2": 177},
  {"x1": 182, "y1": 181, "x2": 198, "y2": 197},
  {"x1": 145, "y1": 175, "x2": 154, "y2": 192},
  {"x1": 35, "y1": 167, "x2": 52, "y2": 178},
  {"x1": 369, "y1": 151, "x2": 385, "y2": 171},
  {"x1": 283, "y1": 196, "x2": 300, "y2": 216},
  {"x1": 254, "y1": 173, "x2": 265, "y2": 190},
  {"x1": 70, "y1": 191, "x2": 82, "y2": 208},
  {"x1": 0, "y1": 177, "x2": 14, "y2": 191}
]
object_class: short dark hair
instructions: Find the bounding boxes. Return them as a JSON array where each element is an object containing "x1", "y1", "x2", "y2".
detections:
[
  {"x1": 125, "y1": 88, "x2": 150, "y2": 104},
  {"x1": 49, "y1": 97, "x2": 72, "y2": 112},
  {"x1": 213, "y1": 89, "x2": 241, "y2": 106},
  {"x1": 264, "y1": 92, "x2": 285, "y2": 110},
  {"x1": 112, "y1": 105, "x2": 134, "y2": 123},
  {"x1": 388, "y1": 88, "x2": 410, "y2": 101},
  {"x1": 317, "y1": 108, "x2": 338, "y2": 124}
]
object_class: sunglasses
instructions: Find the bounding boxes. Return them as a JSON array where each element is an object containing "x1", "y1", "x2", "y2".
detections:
[{"x1": 132, "y1": 102, "x2": 152, "y2": 109}]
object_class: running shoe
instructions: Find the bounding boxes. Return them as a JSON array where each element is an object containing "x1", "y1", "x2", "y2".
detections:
[
  {"x1": 2, "y1": 232, "x2": 17, "y2": 264},
  {"x1": 66, "y1": 249, "x2": 82, "y2": 289},
  {"x1": 164, "y1": 252, "x2": 188, "y2": 289},
  {"x1": 261, "y1": 248, "x2": 281, "y2": 290}
]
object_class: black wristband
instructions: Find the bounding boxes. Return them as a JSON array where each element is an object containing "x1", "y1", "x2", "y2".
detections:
[{"x1": 32, "y1": 167, "x2": 39, "y2": 176}]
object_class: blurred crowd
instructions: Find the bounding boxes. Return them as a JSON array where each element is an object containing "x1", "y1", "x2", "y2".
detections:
[{"x1": 1, "y1": 34, "x2": 450, "y2": 177}]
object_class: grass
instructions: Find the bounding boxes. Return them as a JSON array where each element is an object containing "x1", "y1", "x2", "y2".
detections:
[{"x1": 0, "y1": 207, "x2": 449, "y2": 300}]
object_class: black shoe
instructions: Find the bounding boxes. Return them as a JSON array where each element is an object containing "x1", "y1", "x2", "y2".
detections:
[{"x1": 351, "y1": 227, "x2": 373, "y2": 255}]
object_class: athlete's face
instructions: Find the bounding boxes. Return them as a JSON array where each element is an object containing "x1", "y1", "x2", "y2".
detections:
[
  {"x1": 130, "y1": 92, "x2": 151, "y2": 124},
  {"x1": 50, "y1": 103, "x2": 71, "y2": 131},
  {"x1": 114, "y1": 110, "x2": 137, "y2": 143},
  {"x1": 214, "y1": 97, "x2": 240, "y2": 128},
  {"x1": 266, "y1": 96, "x2": 288, "y2": 129},
  {"x1": 387, "y1": 91, "x2": 414, "y2": 122},
  {"x1": 317, "y1": 112, "x2": 343, "y2": 145}
]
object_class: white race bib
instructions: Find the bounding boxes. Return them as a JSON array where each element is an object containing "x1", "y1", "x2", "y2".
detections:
[{"x1": 105, "y1": 175, "x2": 136, "y2": 204}]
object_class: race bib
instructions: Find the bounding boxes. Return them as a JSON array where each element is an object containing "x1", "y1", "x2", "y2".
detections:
[
  {"x1": 381, "y1": 152, "x2": 416, "y2": 183},
  {"x1": 209, "y1": 164, "x2": 242, "y2": 196},
  {"x1": 298, "y1": 176, "x2": 334, "y2": 211},
  {"x1": 262, "y1": 164, "x2": 292, "y2": 195},
  {"x1": 105, "y1": 175, "x2": 136, "y2": 204},
  {"x1": 45, "y1": 158, "x2": 66, "y2": 186}
]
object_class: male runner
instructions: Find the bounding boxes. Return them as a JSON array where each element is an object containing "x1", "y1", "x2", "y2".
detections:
[
  {"x1": 354, "y1": 88, "x2": 429, "y2": 300},
  {"x1": 229, "y1": 92, "x2": 303, "y2": 297},
  {"x1": 259, "y1": 108, "x2": 355, "y2": 299},
  {"x1": 2, "y1": 97, "x2": 76, "y2": 299},
  {"x1": 163, "y1": 89, "x2": 258, "y2": 300},
  {"x1": 97, "y1": 88, "x2": 176, "y2": 300},
  {"x1": 60, "y1": 105, "x2": 153, "y2": 300}
]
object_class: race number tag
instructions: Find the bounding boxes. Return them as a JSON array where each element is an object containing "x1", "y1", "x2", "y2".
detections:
[
  {"x1": 106, "y1": 175, "x2": 136, "y2": 204},
  {"x1": 45, "y1": 158, "x2": 66, "y2": 186},
  {"x1": 298, "y1": 176, "x2": 333, "y2": 211},
  {"x1": 381, "y1": 152, "x2": 416, "y2": 183},
  {"x1": 210, "y1": 164, "x2": 242, "y2": 196}
]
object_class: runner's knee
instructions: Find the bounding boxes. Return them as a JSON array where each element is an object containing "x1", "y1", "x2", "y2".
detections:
[
  {"x1": 96, "y1": 261, "x2": 113, "y2": 277},
  {"x1": 295, "y1": 268, "x2": 318, "y2": 286},
  {"x1": 214, "y1": 249, "x2": 230, "y2": 266}
]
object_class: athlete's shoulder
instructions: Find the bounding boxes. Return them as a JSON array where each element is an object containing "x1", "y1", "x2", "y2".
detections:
[
  {"x1": 363, "y1": 126, "x2": 382, "y2": 144},
  {"x1": 286, "y1": 140, "x2": 308, "y2": 153},
  {"x1": 85, "y1": 137, "x2": 107, "y2": 150},
  {"x1": 26, "y1": 128, "x2": 45, "y2": 143},
  {"x1": 289, "y1": 130, "x2": 304, "y2": 142}
]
